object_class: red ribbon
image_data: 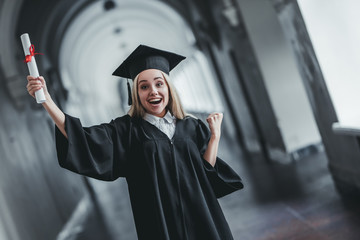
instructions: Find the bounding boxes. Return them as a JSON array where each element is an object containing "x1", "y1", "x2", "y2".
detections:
[{"x1": 24, "y1": 44, "x2": 43, "y2": 63}]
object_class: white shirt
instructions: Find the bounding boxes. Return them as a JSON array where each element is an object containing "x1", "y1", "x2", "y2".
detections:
[{"x1": 143, "y1": 111, "x2": 176, "y2": 139}]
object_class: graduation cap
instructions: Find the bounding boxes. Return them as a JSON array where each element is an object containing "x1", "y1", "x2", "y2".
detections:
[{"x1": 112, "y1": 44, "x2": 186, "y2": 105}]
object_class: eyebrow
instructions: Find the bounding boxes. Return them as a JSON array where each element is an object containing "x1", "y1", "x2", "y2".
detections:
[{"x1": 138, "y1": 76, "x2": 163, "y2": 84}]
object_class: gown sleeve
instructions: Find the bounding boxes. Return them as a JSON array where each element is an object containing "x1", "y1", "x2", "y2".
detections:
[
  {"x1": 55, "y1": 114, "x2": 131, "y2": 181},
  {"x1": 196, "y1": 119, "x2": 244, "y2": 198}
]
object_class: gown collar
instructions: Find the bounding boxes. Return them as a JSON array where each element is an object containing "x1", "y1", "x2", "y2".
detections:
[{"x1": 143, "y1": 111, "x2": 176, "y2": 124}]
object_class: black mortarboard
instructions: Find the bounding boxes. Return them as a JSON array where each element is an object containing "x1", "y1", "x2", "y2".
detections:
[
  {"x1": 113, "y1": 44, "x2": 186, "y2": 79},
  {"x1": 112, "y1": 44, "x2": 186, "y2": 105}
]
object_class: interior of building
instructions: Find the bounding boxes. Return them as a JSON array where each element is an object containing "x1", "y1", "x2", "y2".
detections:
[{"x1": 1, "y1": 0, "x2": 360, "y2": 239}]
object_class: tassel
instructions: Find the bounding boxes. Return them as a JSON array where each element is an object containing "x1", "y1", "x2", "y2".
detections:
[{"x1": 127, "y1": 79, "x2": 132, "y2": 105}]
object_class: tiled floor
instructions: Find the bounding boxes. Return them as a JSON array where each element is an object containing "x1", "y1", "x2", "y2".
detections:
[{"x1": 223, "y1": 142, "x2": 360, "y2": 240}]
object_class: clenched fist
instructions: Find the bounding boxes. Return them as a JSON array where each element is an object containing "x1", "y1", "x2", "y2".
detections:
[{"x1": 206, "y1": 113, "x2": 223, "y2": 138}]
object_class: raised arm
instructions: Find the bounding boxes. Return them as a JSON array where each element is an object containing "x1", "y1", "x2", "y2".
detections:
[
  {"x1": 26, "y1": 76, "x2": 67, "y2": 138},
  {"x1": 203, "y1": 113, "x2": 223, "y2": 167}
]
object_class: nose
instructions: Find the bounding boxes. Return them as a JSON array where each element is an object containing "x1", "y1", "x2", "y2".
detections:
[{"x1": 149, "y1": 86, "x2": 158, "y2": 95}]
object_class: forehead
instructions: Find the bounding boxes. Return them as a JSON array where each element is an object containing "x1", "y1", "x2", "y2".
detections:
[{"x1": 138, "y1": 69, "x2": 163, "y2": 80}]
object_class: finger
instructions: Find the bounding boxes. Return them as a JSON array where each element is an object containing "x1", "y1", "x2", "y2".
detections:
[
  {"x1": 27, "y1": 81, "x2": 42, "y2": 89},
  {"x1": 38, "y1": 77, "x2": 47, "y2": 88},
  {"x1": 27, "y1": 77, "x2": 38, "y2": 82},
  {"x1": 206, "y1": 117, "x2": 215, "y2": 125},
  {"x1": 28, "y1": 86, "x2": 42, "y2": 94},
  {"x1": 208, "y1": 112, "x2": 222, "y2": 118},
  {"x1": 37, "y1": 76, "x2": 45, "y2": 83},
  {"x1": 207, "y1": 113, "x2": 216, "y2": 119},
  {"x1": 206, "y1": 117, "x2": 213, "y2": 124},
  {"x1": 27, "y1": 75, "x2": 37, "y2": 81},
  {"x1": 28, "y1": 78, "x2": 42, "y2": 84},
  {"x1": 28, "y1": 79, "x2": 41, "y2": 85},
  {"x1": 207, "y1": 115, "x2": 220, "y2": 122},
  {"x1": 27, "y1": 82, "x2": 42, "y2": 90},
  {"x1": 213, "y1": 113, "x2": 223, "y2": 120}
]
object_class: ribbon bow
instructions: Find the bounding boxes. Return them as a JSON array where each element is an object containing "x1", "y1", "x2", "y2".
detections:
[{"x1": 24, "y1": 44, "x2": 43, "y2": 63}]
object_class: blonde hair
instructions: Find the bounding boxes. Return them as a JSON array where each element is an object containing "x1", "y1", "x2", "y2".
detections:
[{"x1": 128, "y1": 71, "x2": 186, "y2": 119}]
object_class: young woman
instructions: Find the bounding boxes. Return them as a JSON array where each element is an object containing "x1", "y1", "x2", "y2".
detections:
[{"x1": 26, "y1": 45, "x2": 243, "y2": 240}]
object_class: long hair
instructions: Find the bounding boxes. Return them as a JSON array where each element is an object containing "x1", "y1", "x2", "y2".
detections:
[{"x1": 128, "y1": 71, "x2": 186, "y2": 119}]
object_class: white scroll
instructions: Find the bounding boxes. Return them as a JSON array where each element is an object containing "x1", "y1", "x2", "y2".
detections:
[{"x1": 20, "y1": 33, "x2": 46, "y2": 103}]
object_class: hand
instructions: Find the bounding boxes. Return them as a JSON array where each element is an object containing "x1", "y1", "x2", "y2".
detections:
[
  {"x1": 26, "y1": 75, "x2": 50, "y2": 100},
  {"x1": 206, "y1": 112, "x2": 223, "y2": 138}
]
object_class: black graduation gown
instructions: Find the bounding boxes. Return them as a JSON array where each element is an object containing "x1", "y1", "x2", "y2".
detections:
[{"x1": 55, "y1": 114, "x2": 243, "y2": 240}]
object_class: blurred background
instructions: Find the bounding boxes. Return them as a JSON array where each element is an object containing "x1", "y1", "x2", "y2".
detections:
[{"x1": 1, "y1": 0, "x2": 360, "y2": 239}]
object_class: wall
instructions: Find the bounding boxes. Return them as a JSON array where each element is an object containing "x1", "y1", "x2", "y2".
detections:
[
  {"x1": 298, "y1": 0, "x2": 360, "y2": 126},
  {"x1": 238, "y1": 0, "x2": 321, "y2": 153}
]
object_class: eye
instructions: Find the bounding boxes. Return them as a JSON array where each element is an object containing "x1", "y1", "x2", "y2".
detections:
[
  {"x1": 140, "y1": 85, "x2": 148, "y2": 90},
  {"x1": 156, "y1": 82, "x2": 164, "y2": 87}
]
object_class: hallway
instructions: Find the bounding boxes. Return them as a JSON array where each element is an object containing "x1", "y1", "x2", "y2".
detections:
[{"x1": 1, "y1": 0, "x2": 360, "y2": 239}]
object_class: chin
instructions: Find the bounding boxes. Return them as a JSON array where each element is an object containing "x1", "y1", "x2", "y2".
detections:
[{"x1": 152, "y1": 109, "x2": 166, "y2": 117}]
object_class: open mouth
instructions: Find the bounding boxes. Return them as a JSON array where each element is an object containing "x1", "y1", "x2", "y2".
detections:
[{"x1": 148, "y1": 98, "x2": 162, "y2": 105}]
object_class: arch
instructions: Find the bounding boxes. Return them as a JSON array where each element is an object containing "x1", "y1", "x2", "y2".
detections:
[{"x1": 58, "y1": 0, "x2": 223, "y2": 124}]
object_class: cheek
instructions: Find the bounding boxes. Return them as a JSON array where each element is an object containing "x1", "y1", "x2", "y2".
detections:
[{"x1": 138, "y1": 91, "x2": 147, "y2": 104}]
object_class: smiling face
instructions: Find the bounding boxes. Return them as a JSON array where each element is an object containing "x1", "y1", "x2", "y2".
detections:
[{"x1": 137, "y1": 69, "x2": 169, "y2": 117}]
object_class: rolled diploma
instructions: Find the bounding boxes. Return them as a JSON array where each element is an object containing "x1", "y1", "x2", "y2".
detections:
[{"x1": 20, "y1": 33, "x2": 46, "y2": 103}]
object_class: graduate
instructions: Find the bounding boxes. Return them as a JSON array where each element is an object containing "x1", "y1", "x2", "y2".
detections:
[{"x1": 26, "y1": 45, "x2": 244, "y2": 240}]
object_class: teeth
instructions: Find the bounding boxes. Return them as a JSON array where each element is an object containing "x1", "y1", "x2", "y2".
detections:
[{"x1": 149, "y1": 99, "x2": 161, "y2": 103}]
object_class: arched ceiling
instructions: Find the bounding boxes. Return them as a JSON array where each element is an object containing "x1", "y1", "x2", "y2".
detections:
[
  {"x1": 58, "y1": 0, "x2": 198, "y2": 124},
  {"x1": 1, "y1": 0, "x2": 223, "y2": 118}
]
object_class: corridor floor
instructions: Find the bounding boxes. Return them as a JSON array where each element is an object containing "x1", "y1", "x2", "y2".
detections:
[{"x1": 224, "y1": 144, "x2": 360, "y2": 240}]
